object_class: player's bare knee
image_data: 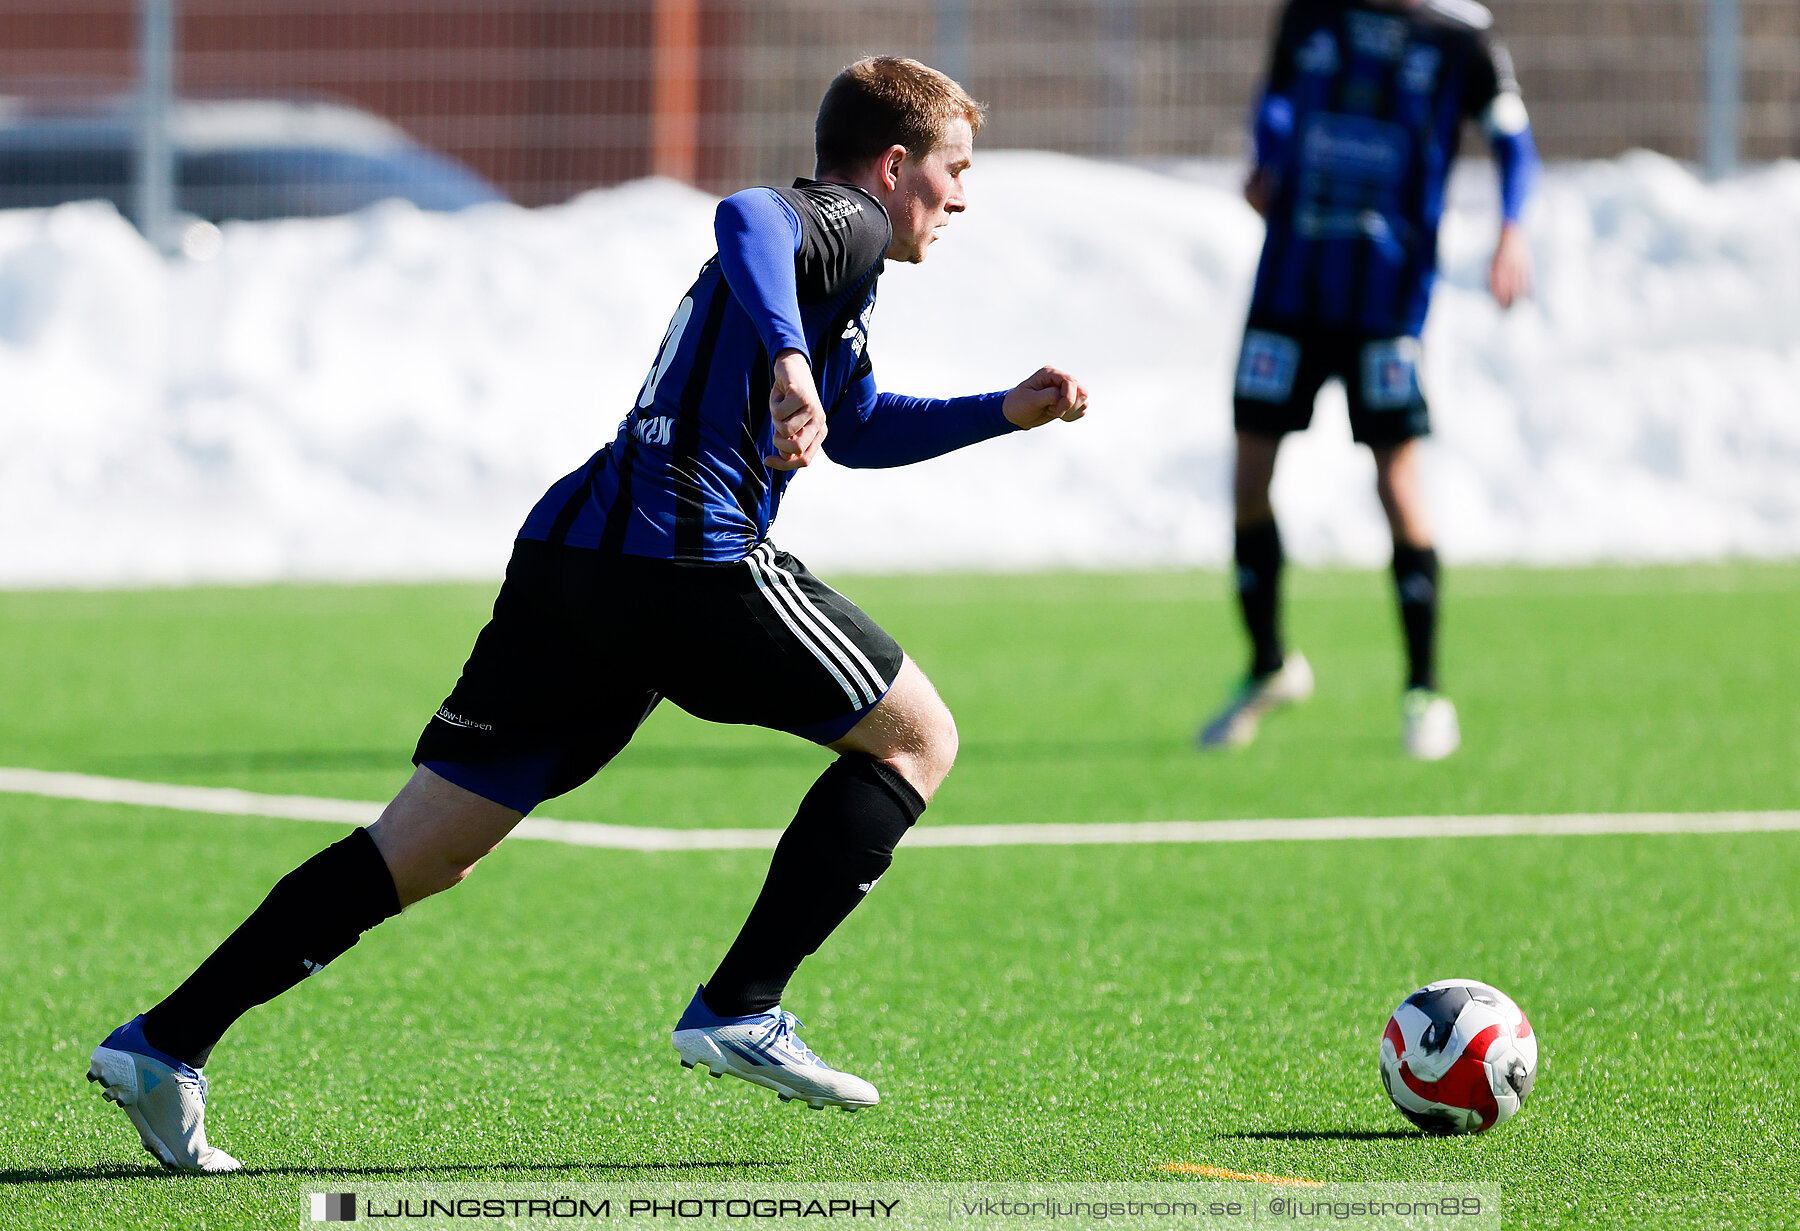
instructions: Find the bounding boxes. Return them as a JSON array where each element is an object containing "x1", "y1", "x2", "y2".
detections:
[
  {"x1": 896, "y1": 696, "x2": 957, "y2": 799},
  {"x1": 433, "y1": 831, "x2": 505, "y2": 890},
  {"x1": 390, "y1": 852, "x2": 478, "y2": 907},
  {"x1": 876, "y1": 750, "x2": 946, "y2": 803},
  {"x1": 1376, "y1": 478, "x2": 1403, "y2": 523},
  {"x1": 1377, "y1": 477, "x2": 1430, "y2": 548},
  {"x1": 927, "y1": 699, "x2": 958, "y2": 780},
  {"x1": 902, "y1": 665, "x2": 957, "y2": 789},
  {"x1": 372, "y1": 823, "x2": 498, "y2": 906},
  {"x1": 440, "y1": 858, "x2": 480, "y2": 892},
  {"x1": 370, "y1": 767, "x2": 522, "y2": 906}
]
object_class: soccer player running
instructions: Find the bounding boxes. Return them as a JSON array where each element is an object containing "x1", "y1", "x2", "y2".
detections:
[
  {"x1": 1198, "y1": 0, "x2": 1538, "y2": 759},
  {"x1": 87, "y1": 56, "x2": 1088, "y2": 1171}
]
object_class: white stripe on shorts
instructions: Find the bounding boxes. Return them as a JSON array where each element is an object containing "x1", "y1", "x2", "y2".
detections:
[
  {"x1": 744, "y1": 546, "x2": 872, "y2": 707},
  {"x1": 759, "y1": 548, "x2": 889, "y2": 700},
  {"x1": 743, "y1": 545, "x2": 877, "y2": 709},
  {"x1": 751, "y1": 543, "x2": 885, "y2": 705}
]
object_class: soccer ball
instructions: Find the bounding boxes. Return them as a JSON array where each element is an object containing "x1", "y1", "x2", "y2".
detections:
[{"x1": 1378, "y1": 978, "x2": 1537, "y2": 1135}]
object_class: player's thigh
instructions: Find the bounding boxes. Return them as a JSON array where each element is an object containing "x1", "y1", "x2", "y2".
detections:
[
  {"x1": 1233, "y1": 322, "x2": 1330, "y2": 439},
  {"x1": 653, "y1": 544, "x2": 905, "y2": 747},
  {"x1": 412, "y1": 540, "x2": 660, "y2": 815},
  {"x1": 1347, "y1": 335, "x2": 1431, "y2": 446}
]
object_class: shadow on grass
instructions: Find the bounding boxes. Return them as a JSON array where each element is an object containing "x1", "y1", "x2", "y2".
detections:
[
  {"x1": 98, "y1": 748, "x2": 408, "y2": 776},
  {"x1": 96, "y1": 735, "x2": 1188, "y2": 781},
  {"x1": 1223, "y1": 1131, "x2": 1420, "y2": 1142},
  {"x1": 956, "y1": 737, "x2": 1187, "y2": 765},
  {"x1": 613, "y1": 737, "x2": 1186, "y2": 771},
  {"x1": 2, "y1": 1160, "x2": 778, "y2": 1185}
]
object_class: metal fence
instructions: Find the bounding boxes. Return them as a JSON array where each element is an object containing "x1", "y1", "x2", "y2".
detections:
[
  {"x1": 0, "y1": 0, "x2": 1795, "y2": 232},
  {"x1": 742, "y1": 1, "x2": 1800, "y2": 178}
]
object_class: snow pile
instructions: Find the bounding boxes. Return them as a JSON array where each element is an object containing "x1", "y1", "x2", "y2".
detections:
[{"x1": 1, "y1": 149, "x2": 1796, "y2": 585}]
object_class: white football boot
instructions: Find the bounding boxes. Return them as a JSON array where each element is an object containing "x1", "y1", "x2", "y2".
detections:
[
  {"x1": 1196, "y1": 651, "x2": 1314, "y2": 749},
  {"x1": 88, "y1": 1015, "x2": 241, "y2": 1172},
  {"x1": 1402, "y1": 688, "x2": 1461, "y2": 761},
  {"x1": 671, "y1": 987, "x2": 877, "y2": 1111}
]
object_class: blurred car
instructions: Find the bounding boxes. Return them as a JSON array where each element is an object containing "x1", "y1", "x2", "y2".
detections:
[{"x1": 0, "y1": 93, "x2": 506, "y2": 223}]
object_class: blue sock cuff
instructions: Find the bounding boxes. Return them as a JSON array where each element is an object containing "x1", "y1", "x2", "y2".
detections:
[
  {"x1": 677, "y1": 985, "x2": 775, "y2": 1029},
  {"x1": 106, "y1": 1014, "x2": 198, "y2": 1075}
]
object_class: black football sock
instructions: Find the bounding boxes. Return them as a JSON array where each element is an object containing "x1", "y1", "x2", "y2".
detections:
[
  {"x1": 703, "y1": 753, "x2": 926, "y2": 1017},
  {"x1": 1235, "y1": 519, "x2": 1286, "y2": 679},
  {"x1": 141, "y1": 827, "x2": 402, "y2": 1067},
  {"x1": 1391, "y1": 542, "x2": 1440, "y2": 692}
]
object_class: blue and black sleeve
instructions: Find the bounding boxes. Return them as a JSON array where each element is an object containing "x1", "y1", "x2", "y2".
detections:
[
  {"x1": 714, "y1": 180, "x2": 893, "y2": 357},
  {"x1": 823, "y1": 370, "x2": 1016, "y2": 470},
  {"x1": 714, "y1": 187, "x2": 809, "y2": 358},
  {"x1": 1250, "y1": 0, "x2": 1307, "y2": 174},
  {"x1": 1466, "y1": 32, "x2": 1540, "y2": 225}
]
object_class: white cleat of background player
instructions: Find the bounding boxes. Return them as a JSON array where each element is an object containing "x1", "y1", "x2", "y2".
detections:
[
  {"x1": 1402, "y1": 689, "x2": 1461, "y2": 760},
  {"x1": 1196, "y1": 651, "x2": 1314, "y2": 750}
]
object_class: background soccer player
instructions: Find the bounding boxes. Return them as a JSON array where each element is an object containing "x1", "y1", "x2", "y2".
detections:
[
  {"x1": 87, "y1": 56, "x2": 1088, "y2": 1170},
  {"x1": 1198, "y1": 0, "x2": 1539, "y2": 760}
]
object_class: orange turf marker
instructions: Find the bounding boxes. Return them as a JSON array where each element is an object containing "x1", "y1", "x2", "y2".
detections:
[{"x1": 1159, "y1": 1164, "x2": 1323, "y2": 1187}]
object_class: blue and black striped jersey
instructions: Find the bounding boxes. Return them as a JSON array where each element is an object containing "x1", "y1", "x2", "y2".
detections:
[
  {"x1": 1250, "y1": 0, "x2": 1530, "y2": 337},
  {"x1": 520, "y1": 178, "x2": 1015, "y2": 562}
]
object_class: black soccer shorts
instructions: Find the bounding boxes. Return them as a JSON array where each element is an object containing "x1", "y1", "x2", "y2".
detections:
[
  {"x1": 1231, "y1": 317, "x2": 1431, "y2": 446},
  {"x1": 411, "y1": 538, "x2": 904, "y2": 813}
]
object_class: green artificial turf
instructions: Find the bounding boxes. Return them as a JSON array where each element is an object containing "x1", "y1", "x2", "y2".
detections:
[{"x1": 1, "y1": 566, "x2": 1797, "y2": 1229}]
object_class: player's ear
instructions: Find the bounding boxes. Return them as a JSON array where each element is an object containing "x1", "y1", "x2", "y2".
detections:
[{"x1": 878, "y1": 144, "x2": 907, "y2": 190}]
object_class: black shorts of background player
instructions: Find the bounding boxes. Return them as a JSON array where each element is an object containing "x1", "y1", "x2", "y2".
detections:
[
  {"x1": 86, "y1": 55, "x2": 1089, "y2": 1171},
  {"x1": 1198, "y1": 0, "x2": 1541, "y2": 760}
]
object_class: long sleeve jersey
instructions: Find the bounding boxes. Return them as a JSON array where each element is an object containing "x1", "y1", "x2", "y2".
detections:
[
  {"x1": 1248, "y1": 0, "x2": 1540, "y2": 337},
  {"x1": 519, "y1": 179, "x2": 1017, "y2": 563}
]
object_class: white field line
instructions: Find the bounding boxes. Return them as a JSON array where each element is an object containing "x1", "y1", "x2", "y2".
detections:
[{"x1": 3, "y1": 766, "x2": 1798, "y2": 852}]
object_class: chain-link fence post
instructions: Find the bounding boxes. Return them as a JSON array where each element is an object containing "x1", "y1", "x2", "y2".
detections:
[
  {"x1": 135, "y1": 0, "x2": 178, "y2": 251},
  {"x1": 934, "y1": 0, "x2": 971, "y2": 89},
  {"x1": 1098, "y1": 0, "x2": 1136, "y2": 158},
  {"x1": 1705, "y1": 0, "x2": 1742, "y2": 178}
]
